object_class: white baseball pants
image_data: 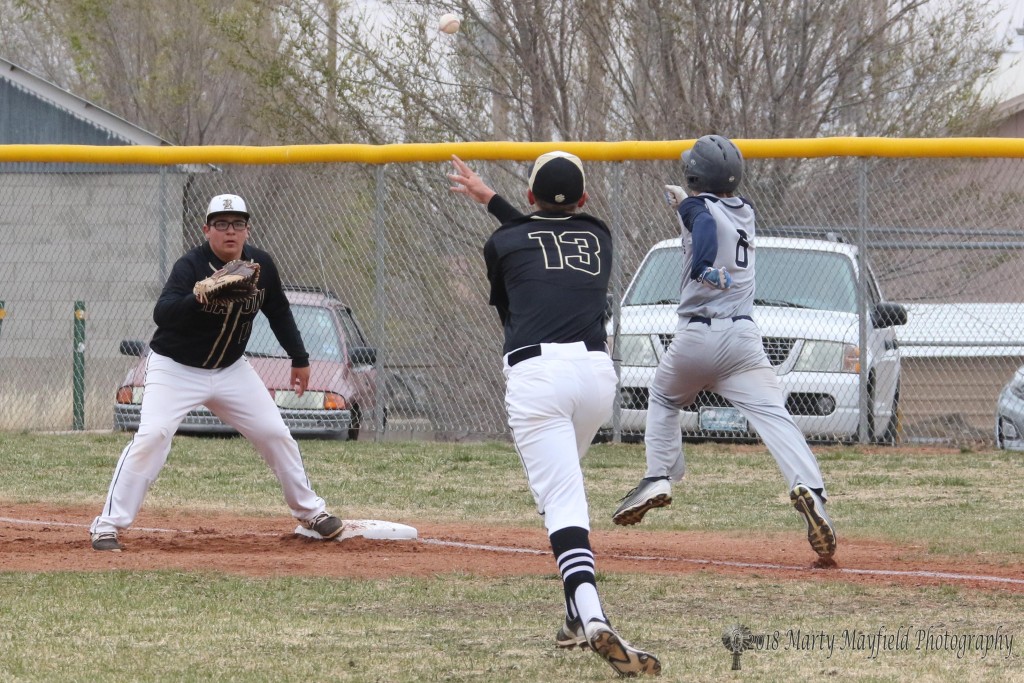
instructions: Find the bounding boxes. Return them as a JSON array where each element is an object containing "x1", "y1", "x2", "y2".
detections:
[
  {"x1": 91, "y1": 352, "x2": 327, "y2": 534},
  {"x1": 503, "y1": 342, "x2": 617, "y2": 534}
]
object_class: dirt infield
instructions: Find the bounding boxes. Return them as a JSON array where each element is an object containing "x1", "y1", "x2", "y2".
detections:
[{"x1": 2, "y1": 503, "x2": 1021, "y2": 593}]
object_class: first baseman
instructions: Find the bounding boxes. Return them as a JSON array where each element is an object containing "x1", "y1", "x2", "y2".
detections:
[
  {"x1": 89, "y1": 194, "x2": 344, "y2": 551},
  {"x1": 449, "y1": 152, "x2": 661, "y2": 676},
  {"x1": 612, "y1": 135, "x2": 837, "y2": 562}
]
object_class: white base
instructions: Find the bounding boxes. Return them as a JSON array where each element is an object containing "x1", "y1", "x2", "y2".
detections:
[{"x1": 294, "y1": 519, "x2": 418, "y2": 541}]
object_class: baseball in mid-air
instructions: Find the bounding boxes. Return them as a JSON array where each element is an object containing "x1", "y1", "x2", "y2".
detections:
[{"x1": 439, "y1": 13, "x2": 461, "y2": 34}]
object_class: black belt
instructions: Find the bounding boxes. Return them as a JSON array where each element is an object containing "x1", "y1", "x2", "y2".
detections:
[
  {"x1": 688, "y1": 315, "x2": 753, "y2": 325},
  {"x1": 507, "y1": 340, "x2": 607, "y2": 367}
]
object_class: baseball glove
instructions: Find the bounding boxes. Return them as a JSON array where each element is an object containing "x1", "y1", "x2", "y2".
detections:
[{"x1": 193, "y1": 260, "x2": 260, "y2": 304}]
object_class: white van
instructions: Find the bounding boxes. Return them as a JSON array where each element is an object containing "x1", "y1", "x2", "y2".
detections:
[{"x1": 605, "y1": 235, "x2": 908, "y2": 444}]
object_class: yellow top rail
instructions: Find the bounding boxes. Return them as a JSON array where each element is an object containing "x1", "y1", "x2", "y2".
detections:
[{"x1": 3, "y1": 137, "x2": 1024, "y2": 164}]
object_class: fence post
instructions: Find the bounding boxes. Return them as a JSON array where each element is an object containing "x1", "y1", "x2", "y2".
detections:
[
  {"x1": 857, "y1": 159, "x2": 870, "y2": 444},
  {"x1": 0, "y1": 300, "x2": 5, "y2": 341},
  {"x1": 73, "y1": 301, "x2": 86, "y2": 431},
  {"x1": 371, "y1": 164, "x2": 389, "y2": 440},
  {"x1": 609, "y1": 162, "x2": 625, "y2": 443}
]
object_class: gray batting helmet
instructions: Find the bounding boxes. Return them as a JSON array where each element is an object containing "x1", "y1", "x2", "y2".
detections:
[{"x1": 681, "y1": 135, "x2": 743, "y2": 194}]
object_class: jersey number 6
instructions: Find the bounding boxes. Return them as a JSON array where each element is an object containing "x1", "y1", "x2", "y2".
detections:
[{"x1": 735, "y1": 229, "x2": 751, "y2": 268}]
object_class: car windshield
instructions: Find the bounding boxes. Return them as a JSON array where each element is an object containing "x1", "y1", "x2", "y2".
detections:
[
  {"x1": 623, "y1": 245, "x2": 857, "y2": 313},
  {"x1": 247, "y1": 304, "x2": 344, "y2": 362}
]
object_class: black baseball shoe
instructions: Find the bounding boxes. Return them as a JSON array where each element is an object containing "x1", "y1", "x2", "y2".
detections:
[
  {"x1": 303, "y1": 512, "x2": 344, "y2": 539},
  {"x1": 584, "y1": 618, "x2": 661, "y2": 677},
  {"x1": 790, "y1": 484, "x2": 836, "y2": 559},
  {"x1": 91, "y1": 532, "x2": 124, "y2": 552},
  {"x1": 555, "y1": 616, "x2": 589, "y2": 650},
  {"x1": 612, "y1": 478, "x2": 672, "y2": 526}
]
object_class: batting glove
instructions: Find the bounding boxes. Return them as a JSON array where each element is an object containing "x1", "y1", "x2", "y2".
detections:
[
  {"x1": 664, "y1": 184, "x2": 688, "y2": 209},
  {"x1": 697, "y1": 266, "x2": 733, "y2": 290}
]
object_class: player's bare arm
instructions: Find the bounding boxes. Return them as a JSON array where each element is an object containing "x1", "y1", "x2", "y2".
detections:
[{"x1": 448, "y1": 155, "x2": 497, "y2": 205}]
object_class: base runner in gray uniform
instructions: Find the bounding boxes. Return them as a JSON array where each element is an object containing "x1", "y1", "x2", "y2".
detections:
[
  {"x1": 450, "y1": 152, "x2": 661, "y2": 676},
  {"x1": 612, "y1": 135, "x2": 836, "y2": 562}
]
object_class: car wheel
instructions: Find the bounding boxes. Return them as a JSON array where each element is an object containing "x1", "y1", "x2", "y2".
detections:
[
  {"x1": 348, "y1": 405, "x2": 362, "y2": 441},
  {"x1": 878, "y1": 384, "x2": 901, "y2": 447},
  {"x1": 863, "y1": 375, "x2": 898, "y2": 446},
  {"x1": 861, "y1": 375, "x2": 877, "y2": 444},
  {"x1": 346, "y1": 405, "x2": 388, "y2": 441}
]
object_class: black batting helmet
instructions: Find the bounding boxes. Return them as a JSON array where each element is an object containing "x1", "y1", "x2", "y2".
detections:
[{"x1": 681, "y1": 135, "x2": 743, "y2": 194}]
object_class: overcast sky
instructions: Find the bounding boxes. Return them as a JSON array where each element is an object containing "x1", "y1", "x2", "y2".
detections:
[{"x1": 988, "y1": 0, "x2": 1024, "y2": 101}]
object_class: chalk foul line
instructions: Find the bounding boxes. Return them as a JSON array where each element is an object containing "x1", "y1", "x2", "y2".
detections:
[{"x1": 3, "y1": 516, "x2": 1021, "y2": 586}]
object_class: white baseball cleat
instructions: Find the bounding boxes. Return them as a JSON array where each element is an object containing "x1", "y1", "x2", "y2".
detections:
[
  {"x1": 612, "y1": 478, "x2": 672, "y2": 526},
  {"x1": 555, "y1": 616, "x2": 589, "y2": 650},
  {"x1": 301, "y1": 511, "x2": 344, "y2": 539}
]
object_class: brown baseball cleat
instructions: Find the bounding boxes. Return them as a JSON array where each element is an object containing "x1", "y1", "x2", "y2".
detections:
[
  {"x1": 790, "y1": 484, "x2": 837, "y2": 559},
  {"x1": 91, "y1": 532, "x2": 124, "y2": 552},
  {"x1": 584, "y1": 618, "x2": 661, "y2": 676}
]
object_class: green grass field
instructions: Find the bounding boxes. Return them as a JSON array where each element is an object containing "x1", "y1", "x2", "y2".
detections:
[{"x1": 1, "y1": 433, "x2": 1022, "y2": 682}]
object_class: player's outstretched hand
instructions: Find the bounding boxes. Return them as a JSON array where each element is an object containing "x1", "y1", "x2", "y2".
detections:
[
  {"x1": 664, "y1": 184, "x2": 688, "y2": 209},
  {"x1": 697, "y1": 266, "x2": 733, "y2": 290},
  {"x1": 449, "y1": 155, "x2": 497, "y2": 206}
]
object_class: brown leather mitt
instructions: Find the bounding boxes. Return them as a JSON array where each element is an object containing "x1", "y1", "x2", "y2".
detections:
[{"x1": 193, "y1": 260, "x2": 260, "y2": 304}]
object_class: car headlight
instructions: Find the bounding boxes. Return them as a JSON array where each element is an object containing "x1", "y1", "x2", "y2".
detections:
[
  {"x1": 1010, "y1": 383, "x2": 1024, "y2": 402},
  {"x1": 793, "y1": 341, "x2": 860, "y2": 373},
  {"x1": 614, "y1": 334, "x2": 660, "y2": 367},
  {"x1": 274, "y1": 390, "x2": 348, "y2": 410}
]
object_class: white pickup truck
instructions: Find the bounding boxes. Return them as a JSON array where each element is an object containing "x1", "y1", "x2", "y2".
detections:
[{"x1": 605, "y1": 235, "x2": 908, "y2": 444}]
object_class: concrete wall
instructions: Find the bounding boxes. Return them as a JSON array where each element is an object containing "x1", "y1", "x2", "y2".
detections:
[{"x1": 0, "y1": 171, "x2": 187, "y2": 430}]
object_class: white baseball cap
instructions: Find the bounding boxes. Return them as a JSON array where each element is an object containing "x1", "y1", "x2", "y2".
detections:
[{"x1": 206, "y1": 194, "x2": 250, "y2": 222}]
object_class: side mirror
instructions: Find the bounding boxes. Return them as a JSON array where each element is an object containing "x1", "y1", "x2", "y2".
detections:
[
  {"x1": 349, "y1": 346, "x2": 377, "y2": 366},
  {"x1": 119, "y1": 340, "x2": 147, "y2": 357},
  {"x1": 872, "y1": 303, "x2": 908, "y2": 329}
]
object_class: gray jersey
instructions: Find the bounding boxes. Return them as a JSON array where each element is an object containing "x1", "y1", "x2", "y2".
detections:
[{"x1": 677, "y1": 195, "x2": 756, "y2": 319}]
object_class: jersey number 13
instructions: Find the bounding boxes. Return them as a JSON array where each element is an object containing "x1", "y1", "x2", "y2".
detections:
[{"x1": 528, "y1": 230, "x2": 602, "y2": 276}]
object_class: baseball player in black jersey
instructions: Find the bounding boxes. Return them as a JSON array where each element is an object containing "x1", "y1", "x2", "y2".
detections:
[
  {"x1": 449, "y1": 153, "x2": 661, "y2": 677},
  {"x1": 89, "y1": 194, "x2": 343, "y2": 551},
  {"x1": 611, "y1": 135, "x2": 837, "y2": 563}
]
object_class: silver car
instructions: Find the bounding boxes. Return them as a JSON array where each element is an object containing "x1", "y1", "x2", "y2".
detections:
[
  {"x1": 995, "y1": 366, "x2": 1024, "y2": 450},
  {"x1": 604, "y1": 235, "x2": 908, "y2": 444}
]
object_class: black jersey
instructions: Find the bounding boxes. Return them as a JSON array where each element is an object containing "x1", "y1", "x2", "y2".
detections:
[
  {"x1": 149, "y1": 242, "x2": 309, "y2": 369},
  {"x1": 484, "y1": 195, "x2": 612, "y2": 354}
]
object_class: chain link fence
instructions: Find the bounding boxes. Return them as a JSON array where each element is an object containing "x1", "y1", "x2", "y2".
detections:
[{"x1": 2, "y1": 145, "x2": 1024, "y2": 446}]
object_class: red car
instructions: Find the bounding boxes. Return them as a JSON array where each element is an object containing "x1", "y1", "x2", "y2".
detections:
[{"x1": 114, "y1": 286, "x2": 382, "y2": 440}]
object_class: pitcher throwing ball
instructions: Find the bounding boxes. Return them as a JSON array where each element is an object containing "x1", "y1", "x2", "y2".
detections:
[
  {"x1": 612, "y1": 135, "x2": 837, "y2": 563},
  {"x1": 89, "y1": 194, "x2": 344, "y2": 551}
]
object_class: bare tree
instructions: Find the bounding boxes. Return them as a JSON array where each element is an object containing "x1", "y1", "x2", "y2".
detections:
[
  {"x1": 3, "y1": 0, "x2": 1004, "y2": 148},
  {"x1": 6, "y1": 0, "x2": 277, "y2": 144},
  {"x1": 228, "y1": 0, "x2": 1002, "y2": 145}
]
